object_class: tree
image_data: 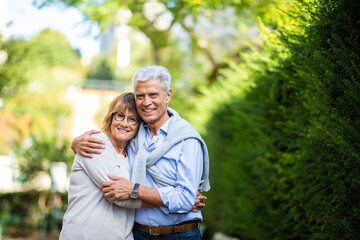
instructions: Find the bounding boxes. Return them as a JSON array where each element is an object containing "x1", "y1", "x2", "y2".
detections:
[
  {"x1": 34, "y1": 0, "x2": 271, "y2": 85},
  {"x1": 0, "y1": 29, "x2": 82, "y2": 154},
  {"x1": 0, "y1": 38, "x2": 30, "y2": 99},
  {"x1": 25, "y1": 28, "x2": 80, "y2": 69}
]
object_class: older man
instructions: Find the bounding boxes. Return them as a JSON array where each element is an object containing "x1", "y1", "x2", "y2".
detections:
[{"x1": 72, "y1": 65, "x2": 210, "y2": 239}]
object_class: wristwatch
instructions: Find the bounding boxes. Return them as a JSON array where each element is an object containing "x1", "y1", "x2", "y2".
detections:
[{"x1": 130, "y1": 183, "x2": 140, "y2": 199}]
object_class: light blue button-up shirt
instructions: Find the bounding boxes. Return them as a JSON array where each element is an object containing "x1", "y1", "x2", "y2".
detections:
[{"x1": 127, "y1": 115, "x2": 204, "y2": 226}]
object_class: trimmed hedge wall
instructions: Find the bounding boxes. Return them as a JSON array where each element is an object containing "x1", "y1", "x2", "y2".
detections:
[{"x1": 202, "y1": 0, "x2": 360, "y2": 239}]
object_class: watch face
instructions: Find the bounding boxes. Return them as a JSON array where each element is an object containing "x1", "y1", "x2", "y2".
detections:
[{"x1": 130, "y1": 191, "x2": 139, "y2": 199}]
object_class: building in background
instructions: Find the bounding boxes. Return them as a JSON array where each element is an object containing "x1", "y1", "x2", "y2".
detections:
[
  {"x1": 100, "y1": 9, "x2": 132, "y2": 68},
  {"x1": 65, "y1": 84, "x2": 123, "y2": 138}
]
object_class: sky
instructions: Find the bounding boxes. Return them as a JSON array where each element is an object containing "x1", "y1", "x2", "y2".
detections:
[{"x1": 5, "y1": 0, "x2": 100, "y2": 58}]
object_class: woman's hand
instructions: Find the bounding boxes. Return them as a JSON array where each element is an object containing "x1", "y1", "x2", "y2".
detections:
[
  {"x1": 192, "y1": 190, "x2": 207, "y2": 212},
  {"x1": 71, "y1": 129, "x2": 105, "y2": 158}
]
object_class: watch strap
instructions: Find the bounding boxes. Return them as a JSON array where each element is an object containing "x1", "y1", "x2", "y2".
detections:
[
  {"x1": 130, "y1": 183, "x2": 140, "y2": 199},
  {"x1": 133, "y1": 183, "x2": 140, "y2": 192}
]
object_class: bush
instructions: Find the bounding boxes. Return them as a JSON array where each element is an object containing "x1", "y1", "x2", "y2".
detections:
[
  {"x1": 201, "y1": 0, "x2": 360, "y2": 239},
  {"x1": 0, "y1": 191, "x2": 67, "y2": 238}
]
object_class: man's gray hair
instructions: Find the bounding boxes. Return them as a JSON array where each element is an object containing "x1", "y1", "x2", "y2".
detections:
[{"x1": 131, "y1": 65, "x2": 171, "y2": 94}]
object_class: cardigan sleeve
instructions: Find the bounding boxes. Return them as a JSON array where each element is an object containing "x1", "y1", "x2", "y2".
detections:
[{"x1": 75, "y1": 133, "x2": 142, "y2": 209}]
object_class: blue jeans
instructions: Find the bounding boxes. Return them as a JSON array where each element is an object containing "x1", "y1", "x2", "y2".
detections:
[{"x1": 133, "y1": 226, "x2": 201, "y2": 240}]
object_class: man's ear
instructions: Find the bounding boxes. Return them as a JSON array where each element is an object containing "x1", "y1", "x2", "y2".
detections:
[{"x1": 165, "y1": 88, "x2": 172, "y2": 104}]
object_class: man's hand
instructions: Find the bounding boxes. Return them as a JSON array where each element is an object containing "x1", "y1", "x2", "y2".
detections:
[
  {"x1": 192, "y1": 190, "x2": 206, "y2": 212},
  {"x1": 102, "y1": 175, "x2": 134, "y2": 203},
  {"x1": 71, "y1": 130, "x2": 105, "y2": 158}
]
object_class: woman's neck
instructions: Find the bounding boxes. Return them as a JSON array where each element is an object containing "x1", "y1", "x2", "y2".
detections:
[{"x1": 108, "y1": 134, "x2": 128, "y2": 157}]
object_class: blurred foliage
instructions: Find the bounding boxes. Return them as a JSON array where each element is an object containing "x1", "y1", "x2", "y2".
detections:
[
  {"x1": 86, "y1": 54, "x2": 114, "y2": 80},
  {"x1": 25, "y1": 28, "x2": 80, "y2": 69},
  {"x1": 0, "y1": 29, "x2": 82, "y2": 100},
  {"x1": 198, "y1": 0, "x2": 360, "y2": 239},
  {"x1": 0, "y1": 29, "x2": 81, "y2": 154},
  {"x1": 14, "y1": 134, "x2": 74, "y2": 182},
  {"x1": 0, "y1": 90, "x2": 70, "y2": 154},
  {"x1": 0, "y1": 38, "x2": 30, "y2": 99},
  {"x1": 0, "y1": 191, "x2": 67, "y2": 238}
]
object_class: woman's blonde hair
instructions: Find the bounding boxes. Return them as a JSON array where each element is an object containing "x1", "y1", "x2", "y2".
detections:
[{"x1": 101, "y1": 92, "x2": 141, "y2": 135}]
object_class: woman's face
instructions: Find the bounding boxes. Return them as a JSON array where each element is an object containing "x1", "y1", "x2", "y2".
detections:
[{"x1": 110, "y1": 108, "x2": 139, "y2": 144}]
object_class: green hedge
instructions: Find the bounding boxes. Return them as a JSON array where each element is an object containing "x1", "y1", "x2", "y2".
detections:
[
  {"x1": 201, "y1": 0, "x2": 360, "y2": 239},
  {"x1": 0, "y1": 191, "x2": 67, "y2": 238}
]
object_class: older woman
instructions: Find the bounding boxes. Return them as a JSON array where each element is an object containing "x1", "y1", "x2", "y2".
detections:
[{"x1": 60, "y1": 92, "x2": 154, "y2": 240}]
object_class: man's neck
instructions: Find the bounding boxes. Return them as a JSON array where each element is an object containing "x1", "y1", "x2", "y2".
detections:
[{"x1": 147, "y1": 114, "x2": 170, "y2": 137}]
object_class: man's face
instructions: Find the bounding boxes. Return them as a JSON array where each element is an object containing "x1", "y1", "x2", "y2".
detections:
[{"x1": 134, "y1": 78, "x2": 172, "y2": 126}]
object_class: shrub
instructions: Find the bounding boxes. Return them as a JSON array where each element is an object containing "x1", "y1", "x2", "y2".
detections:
[{"x1": 201, "y1": 0, "x2": 360, "y2": 239}]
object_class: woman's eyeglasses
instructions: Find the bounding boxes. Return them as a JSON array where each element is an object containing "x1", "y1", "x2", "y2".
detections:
[{"x1": 113, "y1": 112, "x2": 138, "y2": 125}]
